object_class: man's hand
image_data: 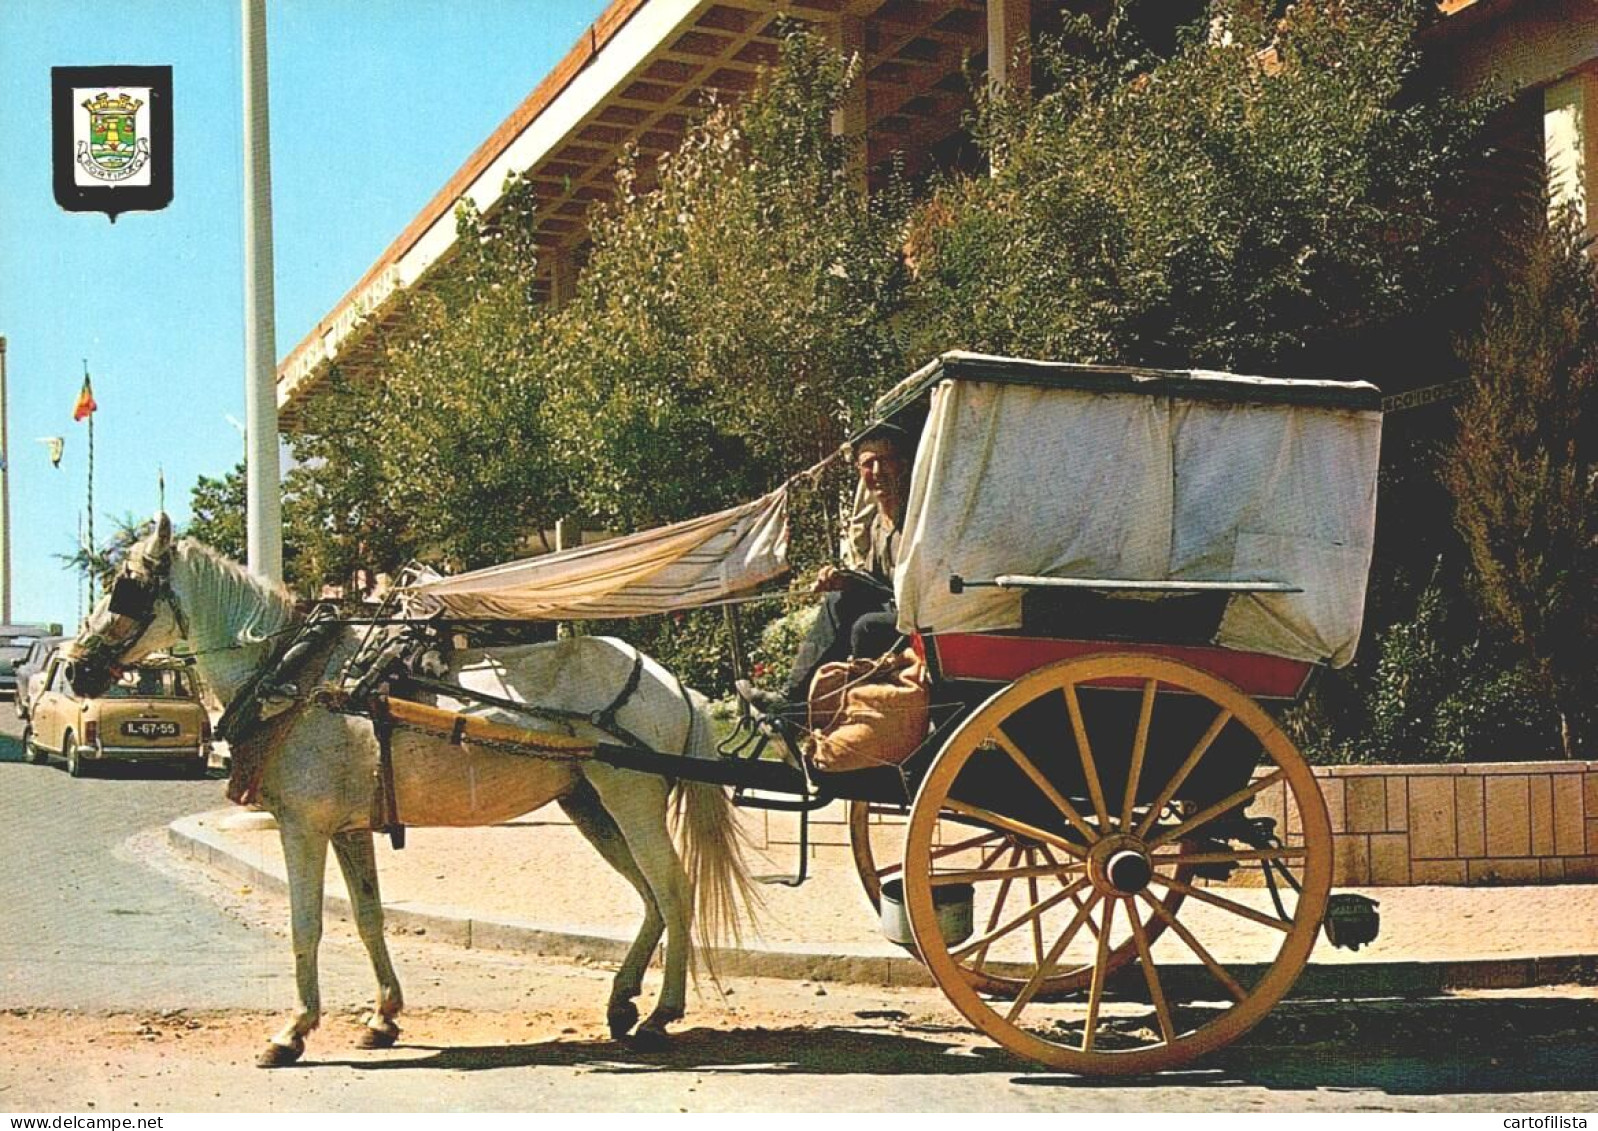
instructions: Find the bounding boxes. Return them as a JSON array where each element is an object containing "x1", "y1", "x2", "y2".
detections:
[
  {"x1": 811, "y1": 565, "x2": 848, "y2": 594},
  {"x1": 813, "y1": 565, "x2": 891, "y2": 595}
]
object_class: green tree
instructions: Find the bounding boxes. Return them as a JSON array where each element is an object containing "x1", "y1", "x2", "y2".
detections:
[
  {"x1": 906, "y1": 0, "x2": 1489, "y2": 376},
  {"x1": 1442, "y1": 209, "x2": 1598, "y2": 757},
  {"x1": 284, "y1": 363, "x2": 421, "y2": 594},
  {"x1": 283, "y1": 35, "x2": 907, "y2": 599},
  {"x1": 544, "y1": 32, "x2": 910, "y2": 533},
  {"x1": 370, "y1": 181, "x2": 575, "y2": 570},
  {"x1": 185, "y1": 461, "x2": 246, "y2": 563},
  {"x1": 57, "y1": 513, "x2": 152, "y2": 595},
  {"x1": 285, "y1": 177, "x2": 573, "y2": 583},
  {"x1": 1355, "y1": 562, "x2": 1558, "y2": 763}
]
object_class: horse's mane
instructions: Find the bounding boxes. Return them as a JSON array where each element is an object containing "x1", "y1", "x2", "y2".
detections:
[{"x1": 173, "y1": 538, "x2": 298, "y2": 651}]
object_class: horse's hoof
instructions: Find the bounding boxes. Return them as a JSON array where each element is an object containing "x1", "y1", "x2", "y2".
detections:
[
  {"x1": 256, "y1": 1037, "x2": 305, "y2": 1068},
  {"x1": 607, "y1": 1001, "x2": 639, "y2": 1040},
  {"x1": 358, "y1": 1018, "x2": 400, "y2": 1049},
  {"x1": 626, "y1": 1025, "x2": 670, "y2": 1053}
]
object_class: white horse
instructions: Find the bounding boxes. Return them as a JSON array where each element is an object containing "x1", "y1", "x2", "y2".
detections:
[{"x1": 67, "y1": 516, "x2": 755, "y2": 1067}]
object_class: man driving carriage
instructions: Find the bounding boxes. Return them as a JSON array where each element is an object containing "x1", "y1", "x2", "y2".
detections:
[{"x1": 737, "y1": 420, "x2": 911, "y2": 717}]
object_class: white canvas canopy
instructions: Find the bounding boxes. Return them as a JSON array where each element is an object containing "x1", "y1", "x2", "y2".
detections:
[
  {"x1": 401, "y1": 488, "x2": 789, "y2": 621},
  {"x1": 892, "y1": 354, "x2": 1383, "y2": 667}
]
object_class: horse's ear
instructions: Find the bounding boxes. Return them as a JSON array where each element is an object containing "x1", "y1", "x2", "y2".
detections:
[{"x1": 151, "y1": 512, "x2": 173, "y2": 556}]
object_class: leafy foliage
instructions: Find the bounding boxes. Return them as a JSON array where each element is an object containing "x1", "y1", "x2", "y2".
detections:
[
  {"x1": 1363, "y1": 566, "x2": 1558, "y2": 762},
  {"x1": 1288, "y1": 562, "x2": 1561, "y2": 764},
  {"x1": 906, "y1": 0, "x2": 1489, "y2": 375},
  {"x1": 283, "y1": 363, "x2": 420, "y2": 595},
  {"x1": 185, "y1": 462, "x2": 247, "y2": 563},
  {"x1": 284, "y1": 178, "x2": 574, "y2": 590},
  {"x1": 57, "y1": 513, "x2": 154, "y2": 593},
  {"x1": 1441, "y1": 209, "x2": 1598, "y2": 756},
  {"x1": 181, "y1": 11, "x2": 1561, "y2": 744},
  {"x1": 542, "y1": 33, "x2": 910, "y2": 531}
]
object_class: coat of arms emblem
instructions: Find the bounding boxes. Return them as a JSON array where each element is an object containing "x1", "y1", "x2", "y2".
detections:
[
  {"x1": 77, "y1": 91, "x2": 151, "y2": 182},
  {"x1": 52, "y1": 65, "x2": 172, "y2": 221}
]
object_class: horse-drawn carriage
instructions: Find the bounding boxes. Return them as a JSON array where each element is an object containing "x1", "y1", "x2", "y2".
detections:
[{"x1": 68, "y1": 351, "x2": 1383, "y2": 1074}]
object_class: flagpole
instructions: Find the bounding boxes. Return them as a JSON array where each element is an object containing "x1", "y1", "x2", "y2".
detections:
[
  {"x1": 77, "y1": 512, "x2": 85, "y2": 626},
  {"x1": 83, "y1": 360, "x2": 94, "y2": 605}
]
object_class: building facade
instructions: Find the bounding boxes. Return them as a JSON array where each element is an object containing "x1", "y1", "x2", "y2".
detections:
[{"x1": 275, "y1": 0, "x2": 1598, "y2": 422}]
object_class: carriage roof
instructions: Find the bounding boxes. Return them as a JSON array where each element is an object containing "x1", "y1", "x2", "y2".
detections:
[{"x1": 854, "y1": 351, "x2": 1381, "y2": 447}]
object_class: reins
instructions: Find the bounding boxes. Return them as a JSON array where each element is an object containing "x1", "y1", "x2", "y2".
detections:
[{"x1": 176, "y1": 620, "x2": 302, "y2": 660}]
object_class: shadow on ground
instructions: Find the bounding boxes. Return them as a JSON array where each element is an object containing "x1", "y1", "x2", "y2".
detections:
[
  {"x1": 316, "y1": 1023, "x2": 1015, "y2": 1077},
  {"x1": 309, "y1": 996, "x2": 1598, "y2": 1095},
  {"x1": 1026, "y1": 997, "x2": 1598, "y2": 1095}
]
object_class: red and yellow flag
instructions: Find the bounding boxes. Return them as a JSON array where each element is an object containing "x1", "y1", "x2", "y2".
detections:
[{"x1": 72, "y1": 375, "x2": 97, "y2": 422}]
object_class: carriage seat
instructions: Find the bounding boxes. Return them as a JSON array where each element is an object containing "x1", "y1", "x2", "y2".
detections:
[{"x1": 1019, "y1": 587, "x2": 1230, "y2": 646}]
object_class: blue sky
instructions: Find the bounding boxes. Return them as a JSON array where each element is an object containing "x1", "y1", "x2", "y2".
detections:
[{"x1": 0, "y1": 0, "x2": 603, "y2": 628}]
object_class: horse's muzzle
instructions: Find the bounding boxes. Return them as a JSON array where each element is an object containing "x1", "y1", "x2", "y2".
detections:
[{"x1": 65, "y1": 657, "x2": 117, "y2": 699}]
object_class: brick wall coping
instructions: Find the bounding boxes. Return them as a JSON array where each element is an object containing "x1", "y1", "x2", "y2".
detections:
[{"x1": 1312, "y1": 760, "x2": 1597, "y2": 778}]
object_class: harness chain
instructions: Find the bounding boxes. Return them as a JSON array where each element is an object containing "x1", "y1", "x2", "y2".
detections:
[{"x1": 377, "y1": 711, "x2": 597, "y2": 758}]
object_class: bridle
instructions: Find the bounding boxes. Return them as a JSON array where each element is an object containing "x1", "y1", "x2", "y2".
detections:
[{"x1": 68, "y1": 553, "x2": 187, "y2": 693}]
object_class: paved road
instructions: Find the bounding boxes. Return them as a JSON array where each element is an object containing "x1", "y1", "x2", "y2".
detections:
[
  {"x1": 0, "y1": 712, "x2": 309, "y2": 1011},
  {"x1": 3, "y1": 710, "x2": 1596, "y2": 1112}
]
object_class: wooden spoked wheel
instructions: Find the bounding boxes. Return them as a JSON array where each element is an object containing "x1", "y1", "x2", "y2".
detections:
[
  {"x1": 846, "y1": 799, "x2": 900, "y2": 913},
  {"x1": 847, "y1": 798, "x2": 1193, "y2": 996},
  {"x1": 903, "y1": 654, "x2": 1332, "y2": 1075}
]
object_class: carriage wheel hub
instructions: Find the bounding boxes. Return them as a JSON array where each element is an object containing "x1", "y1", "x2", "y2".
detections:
[{"x1": 1088, "y1": 835, "x2": 1154, "y2": 895}]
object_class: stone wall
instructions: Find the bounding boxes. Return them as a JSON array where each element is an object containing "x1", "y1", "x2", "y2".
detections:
[
  {"x1": 1301, "y1": 761, "x2": 1598, "y2": 886},
  {"x1": 751, "y1": 761, "x2": 1598, "y2": 887}
]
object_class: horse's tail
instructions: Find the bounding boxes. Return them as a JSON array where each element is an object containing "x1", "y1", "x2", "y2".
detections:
[{"x1": 671, "y1": 692, "x2": 762, "y2": 985}]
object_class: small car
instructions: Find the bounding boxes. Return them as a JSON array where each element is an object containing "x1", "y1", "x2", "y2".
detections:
[
  {"x1": 13, "y1": 635, "x2": 69, "y2": 719},
  {"x1": 24, "y1": 655, "x2": 212, "y2": 777},
  {"x1": 0, "y1": 623, "x2": 62, "y2": 701}
]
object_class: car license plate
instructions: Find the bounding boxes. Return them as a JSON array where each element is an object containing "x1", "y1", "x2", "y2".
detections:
[{"x1": 122, "y1": 719, "x2": 180, "y2": 739}]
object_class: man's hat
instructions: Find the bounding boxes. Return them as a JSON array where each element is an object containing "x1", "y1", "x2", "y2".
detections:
[{"x1": 853, "y1": 419, "x2": 912, "y2": 450}]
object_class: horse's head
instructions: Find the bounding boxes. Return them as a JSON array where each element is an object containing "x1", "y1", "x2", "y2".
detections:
[{"x1": 66, "y1": 514, "x2": 187, "y2": 698}]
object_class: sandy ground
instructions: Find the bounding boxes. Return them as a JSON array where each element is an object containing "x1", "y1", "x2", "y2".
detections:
[
  {"x1": 5, "y1": 987, "x2": 1597, "y2": 1112},
  {"x1": 3, "y1": 827, "x2": 1596, "y2": 1112}
]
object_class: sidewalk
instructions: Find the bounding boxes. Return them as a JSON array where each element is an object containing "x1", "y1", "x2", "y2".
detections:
[{"x1": 168, "y1": 804, "x2": 1598, "y2": 995}]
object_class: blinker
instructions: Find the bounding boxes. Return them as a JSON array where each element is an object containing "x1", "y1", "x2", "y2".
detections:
[{"x1": 109, "y1": 575, "x2": 155, "y2": 619}]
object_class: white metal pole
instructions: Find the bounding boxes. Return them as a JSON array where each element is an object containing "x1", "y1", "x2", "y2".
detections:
[{"x1": 242, "y1": 0, "x2": 283, "y2": 583}]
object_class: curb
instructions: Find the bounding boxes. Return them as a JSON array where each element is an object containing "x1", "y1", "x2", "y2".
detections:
[
  {"x1": 167, "y1": 815, "x2": 1598, "y2": 996},
  {"x1": 167, "y1": 815, "x2": 937, "y2": 987}
]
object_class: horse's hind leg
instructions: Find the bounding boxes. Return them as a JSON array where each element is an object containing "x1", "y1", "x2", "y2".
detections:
[
  {"x1": 261, "y1": 823, "x2": 330, "y2": 1067},
  {"x1": 582, "y1": 765, "x2": 691, "y2": 1049},
  {"x1": 332, "y1": 829, "x2": 404, "y2": 1048},
  {"x1": 558, "y1": 782, "x2": 664, "y2": 1040}
]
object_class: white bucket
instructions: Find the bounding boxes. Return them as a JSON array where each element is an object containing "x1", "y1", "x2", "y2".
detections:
[{"x1": 880, "y1": 878, "x2": 974, "y2": 947}]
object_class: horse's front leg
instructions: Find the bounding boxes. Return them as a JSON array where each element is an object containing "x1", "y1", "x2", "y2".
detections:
[
  {"x1": 259, "y1": 823, "x2": 330, "y2": 1068},
  {"x1": 331, "y1": 829, "x2": 404, "y2": 1048}
]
